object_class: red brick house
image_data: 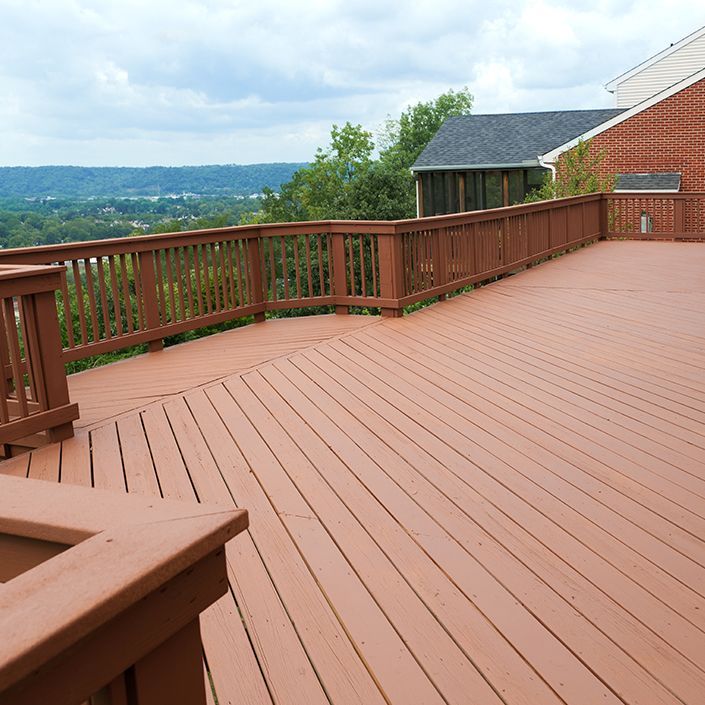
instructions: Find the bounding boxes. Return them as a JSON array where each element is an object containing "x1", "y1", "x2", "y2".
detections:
[
  {"x1": 543, "y1": 68, "x2": 705, "y2": 192},
  {"x1": 414, "y1": 26, "x2": 705, "y2": 215}
]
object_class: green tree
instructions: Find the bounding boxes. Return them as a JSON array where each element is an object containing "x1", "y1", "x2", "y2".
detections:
[
  {"x1": 252, "y1": 122, "x2": 375, "y2": 223},
  {"x1": 252, "y1": 87, "x2": 474, "y2": 223},
  {"x1": 380, "y1": 87, "x2": 473, "y2": 167},
  {"x1": 526, "y1": 139, "x2": 615, "y2": 202}
]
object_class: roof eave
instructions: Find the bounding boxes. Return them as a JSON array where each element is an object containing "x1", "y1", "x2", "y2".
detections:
[{"x1": 412, "y1": 161, "x2": 540, "y2": 173}]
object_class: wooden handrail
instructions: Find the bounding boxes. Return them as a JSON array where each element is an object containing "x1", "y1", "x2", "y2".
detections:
[{"x1": 0, "y1": 474, "x2": 249, "y2": 705}]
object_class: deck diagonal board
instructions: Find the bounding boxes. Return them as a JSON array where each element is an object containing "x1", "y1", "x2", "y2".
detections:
[
  {"x1": 355, "y1": 321, "x2": 705, "y2": 527},
  {"x1": 3, "y1": 240, "x2": 705, "y2": 704},
  {"x1": 67, "y1": 313, "x2": 378, "y2": 429},
  {"x1": 271, "y1": 349, "x2": 705, "y2": 703},
  {"x1": 333, "y1": 330, "x2": 705, "y2": 581}
]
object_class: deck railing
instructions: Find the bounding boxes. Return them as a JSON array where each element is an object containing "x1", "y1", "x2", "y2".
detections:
[
  {"x1": 0, "y1": 191, "x2": 701, "y2": 447},
  {"x1": 605, "y1": 192, "x2": 705, "y2": 239},
  {"x1": 0, "y1": 474, "x2": 248, "y2": 705},
  {"x1": 0, "y1": 264, "x2": 78, "y2": 451}
]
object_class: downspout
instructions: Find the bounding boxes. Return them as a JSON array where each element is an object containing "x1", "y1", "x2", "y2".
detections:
[{"x1": 538, "y1": 153, "x2": 556, "y2": 184}]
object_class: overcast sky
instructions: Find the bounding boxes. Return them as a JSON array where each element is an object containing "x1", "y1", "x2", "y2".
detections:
[{"x1": 1, "y1": 0, "x2": 703, "y2": 167}]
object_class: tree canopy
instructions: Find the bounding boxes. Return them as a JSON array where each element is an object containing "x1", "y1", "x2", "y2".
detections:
[{"x1": 251, "y1": 87, "x2": 473, "y2": 223}]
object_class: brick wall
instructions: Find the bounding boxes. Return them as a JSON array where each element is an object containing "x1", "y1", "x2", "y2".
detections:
[{"x1": 558, "y1": 76, "x2": 705, "y2": 191}]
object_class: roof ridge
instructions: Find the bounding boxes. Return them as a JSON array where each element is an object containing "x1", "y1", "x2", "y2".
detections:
[{"x1": 452, "y1": 108, "x2": 624, "y2": 119}]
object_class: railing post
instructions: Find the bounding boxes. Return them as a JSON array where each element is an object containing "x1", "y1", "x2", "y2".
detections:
[
  {"x1": 674, "y1": 198, "x2": 685, "y2": 235},
  {"x1": 433, "y1": 227, "x2": 449, "y2": 301},
  {"x1": 599, "y1": 194, "x2": 610, "y2": 239},
  {"x1": 138, "y1": 251, "x2": 164, "y2": 352},
  {"x1": 246, "y1": 235, "x2": 266, "y2": 322},
  {"x1": 331, "y1": 231, "x2": 349, "y2": 315},
  {"x1": 29, "y1": 288, "x2": 76, "y2": 443},
  {"x1": 377, "y1": 230, "x2": 404, "y2": 317}
]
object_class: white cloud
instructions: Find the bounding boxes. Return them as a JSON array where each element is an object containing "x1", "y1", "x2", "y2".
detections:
[{"x1": 0, "y1": 0, "x2": 703, "y2": 165}]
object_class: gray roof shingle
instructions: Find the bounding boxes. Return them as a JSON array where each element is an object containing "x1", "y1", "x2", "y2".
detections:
[
  {"x1": 615, "y1": 172, "x2": 681, "y2": 191},
  {"x1": 412, "y1": 109, "x2": 626, "y2": 170}
]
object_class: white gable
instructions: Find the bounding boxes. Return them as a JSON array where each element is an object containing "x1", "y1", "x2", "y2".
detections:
[{"x1": 605, "y1": 26, "x2": 705, "y2": 108}]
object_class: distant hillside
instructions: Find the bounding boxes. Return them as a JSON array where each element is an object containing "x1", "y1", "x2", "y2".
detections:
[{"x1": 0, "y1": 163, "x2": 307, "y2": 198}]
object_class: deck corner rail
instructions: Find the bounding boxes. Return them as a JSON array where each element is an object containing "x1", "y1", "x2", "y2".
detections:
[
  {"x1": 605, "y1": 191, "x2": 705, "y2": 240},
  {"x1": 0, "y1": 474, "x2": 249, "y2": 705},
  {"x1": 0, "y1": 264, "x2": 78, "y2": 452}
]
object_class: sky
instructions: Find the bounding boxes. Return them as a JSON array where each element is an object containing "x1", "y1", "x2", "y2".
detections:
[{"x1": 1, "y1": 0, "x2": 703, "y2": 167}]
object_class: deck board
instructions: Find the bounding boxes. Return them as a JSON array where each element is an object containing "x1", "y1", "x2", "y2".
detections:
[
  {"x1": 3, "y1": 240, "x2": 705, "y2": 705},
  {"x1": 68, "y1": 313, "x2": 378, "y2": 429}
]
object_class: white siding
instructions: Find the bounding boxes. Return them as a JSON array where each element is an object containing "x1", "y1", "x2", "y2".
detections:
[{"x1": 615, "y1": 32, "x2": 705, "y2": 107}]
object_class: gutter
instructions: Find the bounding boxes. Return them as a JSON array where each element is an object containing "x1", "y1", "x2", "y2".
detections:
[{"x1": 412, "y1": 161, "x2": 540, "y2": 173}]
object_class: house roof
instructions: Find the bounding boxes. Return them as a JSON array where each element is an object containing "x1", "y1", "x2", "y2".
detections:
[
  {"x1": 615, "y1": 172, "x2": 681, "y2": 192},
  {"x1": 604, "y1": 25, "x2": 705, "y2": 91},
  {"x1": 541, "y1": 66, "x2": 705, "y2": 163},
  {"x1": 412, "y1": 109, "x2": 625, "y2": 172}
]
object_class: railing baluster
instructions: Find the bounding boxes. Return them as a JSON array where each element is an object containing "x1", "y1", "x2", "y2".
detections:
[
  {"x1": 210, "y1": 243, "x2": 221, "y2": 313},
  {"x1": 331, "y1": 232, "x2": 347, "y2": 313},
  {"x1": 17, "y1": 298, "x2": 40, "y2": 406},
  {"x1": 201, "y1": 244, "x2": 212, "y2": 314},
  {"x1": 71, "y1": 260, "x2": 88, "y2": 347},
  {"x1": 305, "y1": 235, "x2": 313, "y2": 297},
  {"x1": 184, "y1": 246, "x2": 203, "y2": 318},
  {"x1": 118, "y1": 254, "x2": 134, "y2": 335},
  {"x1": 268, "y1": 237, "x2": 277, "y2": 302},
  {"x1": 154, "y1": 251, "x2": 167, "y2": 323},
  {"x1": 293, "y1": 236, "x2": 301, "y2": 300},
  {"x1": 3, "y1": 298, "x2": 28, "y2": 416},
  {"x1": 345, "y1": 234, "x2": 354, "y2": 296},
  {"x1": 247, "y1": 236, "x2": 265, "y2": 322},
  {"x1": 358, "y1": 235, "x2": 366, "y2": 298},
  {"x1": 173, "y1": 247, "x2": 187, "y2": 321},
  {"x1": 108, "y1": 255, "x2": 123, "y2": 337},
  {"x1": 0, "y1": 304, "x2": 11, "y2": 423},
  {"x1": 317, "y1": 234, "x2": 325, "y2": 299},
  {"x1": 225, "y1": 241, "x2": 235, "y2": 309},
  {"x1": 58, "y1": 269, "x2": 75, "y2": 349},
  {"x1": 96, "y1": 257, "x2": 113, "y2": 340},
  {"x1": 82, "y1": 258, "x2": 100, "y2": 343},
  {"x1": 234, "y1": 240, "x2": 245, "y2": 307},
  {"x1": 131, "y1": 253, "x2": 145, "y2": 330},
  {"x1": 164, "y1": 248, "x2": 177, "y2": 322}
]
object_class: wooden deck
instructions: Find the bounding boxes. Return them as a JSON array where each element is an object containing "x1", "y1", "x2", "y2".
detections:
[{"x1": 3, "y1": 239, "x2": 705, "y2": 705}]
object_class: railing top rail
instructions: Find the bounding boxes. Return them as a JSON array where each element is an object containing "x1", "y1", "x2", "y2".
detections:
[
  {"x1": 0, "y1": 263, "x2": 67, "y2": 298},
  {"x1": 607, "y1": 191, "x2": 705, "y2": 198},
  {"x1": 0, "y1": 192, "x2": 609, "y2": 262},
  {"x1": 0, "y1": 190, "x2": 702, "y2": 263},
  {"x1": 0, "y1": 474, "x2": 248, "y2": 694},
  {"x1": 395, "y1": 192, "x2": 604, "y2": 232},
  {"x1": 0, "y1": 220, "x2": 397, "y2": 262},
  {"x1": 0, "y1": 263, "x2": 66, "y2": 279}
]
